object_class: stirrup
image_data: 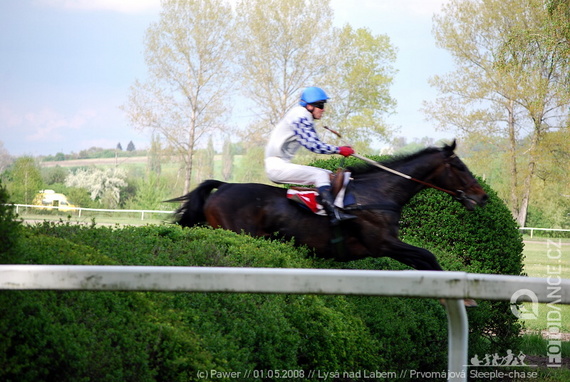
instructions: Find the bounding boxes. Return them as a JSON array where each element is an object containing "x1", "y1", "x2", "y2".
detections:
[{"x1": 329, "y1": 207, "x2": 356, "y2": 226}]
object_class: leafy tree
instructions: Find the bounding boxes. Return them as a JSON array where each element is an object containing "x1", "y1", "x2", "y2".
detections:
[
  {"x1": 65, "y1": 168, "x2": 127, "y2": 208},
  {"x1": 5, "y1": 157, "x2": 44, "y2": 204},
  {"x1": 322, "y1": 25, "x2": 398, "y2": 151},
  {"x1": 234, "y1": 0, "x2": 397, "y2": 176},
  {"x1": 235, "y1": 0, "x2": 334, "y2": 128},
  {"x1": 63, "y1": 187, "x2": 94, "y2": 208},
  {"x1": 424, "y1": 0, "x2": 570, "y2": 226},
  {"x1": 123, "y1": 0, "x2": 235, "y2": 194},
  {"x1": 0, "y1": 141, "x2": 12, "y2": 174},
  {"x1": 41, "y1": 165, "x2": 69, "y2": 186},
  {"x1": 0, "y1": 179, "x2": 21, "y2": 262},
  {"x1": 129, "y1": 174, "x2": 169, "y2": 210},
  {"x1": 148, "y1": 133, "x2": 162, "y2": 175},
  {"x1": 221, "y1": 138, "x2": 233, "y2": 181},
  {"x1": 234, "y1": 146, "x2": 267, "y2": 183},
  {"x1": 527, "y1": 129, "x2": 570, "y2": 227},
  {"x1": 546, "y1": 0, "x2": 570, "y2": 90}
]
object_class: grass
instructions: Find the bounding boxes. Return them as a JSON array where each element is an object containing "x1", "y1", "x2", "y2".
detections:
[
  {"x1": 519, "y1": 239, "x2": 570, "y2": 333},
  {"x1": 515, "y1": 237, "x2": 570, "y2": 379}
]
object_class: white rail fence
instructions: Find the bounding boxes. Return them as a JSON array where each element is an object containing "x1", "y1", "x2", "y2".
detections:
[
  {"x1": 1, "y1": 266, "x2": 568, "y2": 382},
  {"x1": 519, "y1": 227, "x2": 570, "y2": 238},
  {"x1": 12, "y1": 204, "x2": 172, "y2": 221}
]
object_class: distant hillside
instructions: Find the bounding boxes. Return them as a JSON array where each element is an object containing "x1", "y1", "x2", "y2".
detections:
[{"x1": 40, "y1": 156, "x2": 148, "y2": 168}]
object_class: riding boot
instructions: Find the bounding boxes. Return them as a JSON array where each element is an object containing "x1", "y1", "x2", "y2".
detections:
[{"x1": 317, "y1": 186, "x2": 356, "y2": 226}]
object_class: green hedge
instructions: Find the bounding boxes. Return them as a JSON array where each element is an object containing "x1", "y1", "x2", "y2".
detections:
[
  {"x1": 314, "y1": 155, "x2": 525, "y2": 359},
  {"x1": 3, "y1": 224, "x2": 389, "y2": 381},
  {"x1": 0, "y1": 179, "x2": 21, "y2": 262},
  {"x1": 0, "y1": 152, "x2": 525, "y2": 381}
]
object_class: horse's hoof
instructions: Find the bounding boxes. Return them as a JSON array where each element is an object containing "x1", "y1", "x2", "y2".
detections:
[
  {"x1": 464, "y1": 299, "x2": 478, "y2": 307},
  {"x1": 439, "y1": 298, "x2": 478, "y2": 307}
]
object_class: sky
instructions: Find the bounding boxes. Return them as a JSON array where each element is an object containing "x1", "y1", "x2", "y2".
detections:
[{"x1": 0, "y1": 0, "x2": 453, "y2": 157}]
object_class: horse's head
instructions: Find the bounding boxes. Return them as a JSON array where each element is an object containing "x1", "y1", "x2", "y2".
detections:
[{"x1": 433, "y1": 140, "x2": 488, "y2": 211}]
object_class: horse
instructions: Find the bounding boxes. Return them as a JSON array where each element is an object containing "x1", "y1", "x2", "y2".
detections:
[{"x1": 170, "y1": 141, "x2": 488, "y2": 272}]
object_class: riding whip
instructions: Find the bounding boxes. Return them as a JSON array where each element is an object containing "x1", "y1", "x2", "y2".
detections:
[
  {"x1": 323, "y1": 126, "x2": 412, "y2": 180},
  {"x1": 323, "y1": 126, "x2": 458, "y2": 196}
]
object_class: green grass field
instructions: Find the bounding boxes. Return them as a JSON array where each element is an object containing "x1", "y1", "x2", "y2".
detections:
[
  {"x1": 517, "y1": 238, "x2": 570, "y2": 379},
  {"x1": 519, "y1": 238, "x2": 570, "y2": 333}
]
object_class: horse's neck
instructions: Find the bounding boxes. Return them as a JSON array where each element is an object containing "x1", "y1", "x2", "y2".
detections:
[
  {"x1": 374, "y1": 154, "x2": 442, "y2": 205},
  {"x1": 393, "y1": 154, "x2": 441, "y2": 182}
]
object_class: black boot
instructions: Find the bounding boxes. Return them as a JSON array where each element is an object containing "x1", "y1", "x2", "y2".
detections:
[{"x1": 318, "y1": 186, "x2": 356, "y2": 226}]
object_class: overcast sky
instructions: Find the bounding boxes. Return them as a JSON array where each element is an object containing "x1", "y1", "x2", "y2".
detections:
[{"x1": 0, "y1": 0, "x2": 453, "y2": 157}]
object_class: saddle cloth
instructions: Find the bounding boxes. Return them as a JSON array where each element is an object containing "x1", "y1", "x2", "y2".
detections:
[{"x1": 287, "y1": 171, "x2": 354, "y2": 216}]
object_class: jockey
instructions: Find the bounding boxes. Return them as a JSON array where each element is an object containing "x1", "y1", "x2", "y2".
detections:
[{"x1": 264, "y1": 86, "x2": 356, "y2": 225}]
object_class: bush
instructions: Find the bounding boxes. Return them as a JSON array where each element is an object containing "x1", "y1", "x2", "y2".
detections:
[
  {"x1": 0, "y1": 179, "x2": 21, "y2": 263},
  {"x1": 0, "y1": 150, "x2": 525, "y2": 380},
  {"x1": 4, "y1": 223, "x2": 385, "y2": 381},
  {"x1": 314, "y1": 154, "x2": 525, "y2": 362}
]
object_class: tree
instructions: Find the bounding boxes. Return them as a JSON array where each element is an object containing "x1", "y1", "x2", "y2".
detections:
[
  {"x1": 322, "y1": 25, "x2": 398, "y2": 151},
  {"x1": 0, "y1": 141, "x2": 12, "y2": 175},
  {"x1": 6, "y1": 157, "x2": 44, "y2": 204},
  {"x1": 235, "y1": 0, "x2": 334, "y2": 129},
  {"x1": 546, "y1": 0, "x2": 570, "y2": 90},
  {"x1": 123, "y1": 0, "x2": 235, "y2": 194},
  {"x1": 0, "y1": 179, "x2": 21, "y2": 262},
  {"x1": 148, "y1": 133, "x2": 162, "y2": 175},
  {"x1": 221, "y1": 138, "x2": 233, "y2": 181},
  {"x1": 116, "y1": 143, "x2": 123, "y2": 151},
  {"x1": 130, "y1": 174, "x2": 170, "y2": 210},
  {"x1": 234, "y1": 0, "x2": 398, "y2": 170},
  {"x1": 126, "y1": 141, "x2": 135, "y2": 152},
  {"x1": 65, "y1": 168, "x2": 127, "y2": 208},
  {"x1": 424, "y1": 0, "x2": 570, "y2": 226}
]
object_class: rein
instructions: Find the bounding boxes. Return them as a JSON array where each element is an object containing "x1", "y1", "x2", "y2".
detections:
[
  {"x1": 323, "y1": 126, "x2": 466, "y2": 201},
  {"x1": 351, "y1": 153, "x2": 459, "y2": 197}
]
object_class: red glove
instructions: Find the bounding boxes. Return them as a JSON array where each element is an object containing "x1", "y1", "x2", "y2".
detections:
[{"x1": 338, "y1": 146, "x2": 355, "y2": 157}]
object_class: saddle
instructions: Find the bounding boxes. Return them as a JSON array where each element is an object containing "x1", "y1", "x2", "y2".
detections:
[{"x1": 287, "y1": 168, "x2": 354, "y2": 215}]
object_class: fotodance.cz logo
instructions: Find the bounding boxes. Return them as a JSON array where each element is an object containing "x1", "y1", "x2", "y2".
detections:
[
  {"x1": 509, "y1": 238, "x2": 564, "y2": 369},
  {"x1": 510, "y1": 289, "x2": 539, "y2": 320}
]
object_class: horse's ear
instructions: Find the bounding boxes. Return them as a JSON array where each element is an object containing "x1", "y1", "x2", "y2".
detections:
[{"x1": 444, "y1": 139, "x2": 457, "y2": 153}]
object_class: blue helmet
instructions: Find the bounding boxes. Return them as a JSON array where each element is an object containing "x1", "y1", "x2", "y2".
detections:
[{"x1": 299, "y1": 87, "x2": 329, "y2": 106}]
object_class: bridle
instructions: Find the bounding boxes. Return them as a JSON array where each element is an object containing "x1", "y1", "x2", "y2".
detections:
[{"x1": 352, "y1": 153, "x2": 475, "y2": 202}]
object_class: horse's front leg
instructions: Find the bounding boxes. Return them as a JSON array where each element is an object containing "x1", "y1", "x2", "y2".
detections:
[
  {"x1": 381, "y1": 237, "x2": 444, "y2": 271},
  {"x1": 355, "y1": 213, "x2": 444, "y2": 271}
]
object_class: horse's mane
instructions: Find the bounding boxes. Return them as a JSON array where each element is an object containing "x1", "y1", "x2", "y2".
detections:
[{"x1": 347, "y1": 146, "x2": 447, "y2": 176}]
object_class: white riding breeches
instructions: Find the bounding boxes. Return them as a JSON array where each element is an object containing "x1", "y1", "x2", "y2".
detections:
[{"x1": 265, "y1": 156, "x2": 332, "y2": 188}]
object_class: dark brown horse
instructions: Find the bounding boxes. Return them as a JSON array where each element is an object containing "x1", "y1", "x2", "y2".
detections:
[{"x1": 170, "y1": 141, "x2": 488, "y2": 271}]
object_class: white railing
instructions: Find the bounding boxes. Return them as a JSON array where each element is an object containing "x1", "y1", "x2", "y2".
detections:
[
  {"x1": 519, "y1": 227, "x2": 570, "y2": 238},
  {"x1": 1, "y1": 266, "x2": 568, "y2": 382},
  {"x1": 12, "y1": 204, "x2": 172, "y2": 221}
]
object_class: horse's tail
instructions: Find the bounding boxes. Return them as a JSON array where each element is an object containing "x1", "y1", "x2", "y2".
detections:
[{"x1": 166, "y1": 179, "x2": 226, "y2": 227}]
